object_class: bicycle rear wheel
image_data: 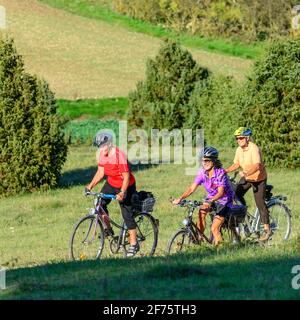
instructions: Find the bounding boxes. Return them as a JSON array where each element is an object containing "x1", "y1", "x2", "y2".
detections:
[
  {"x1": 166, "y1": 229, "x2": 194, "y2": 255},
  {"x1": 69, "y1": 215, "x2": 105, "y2": 261},
  {"x1": 125, "y1": 212, "x2": 158, "y2": 257},
  {"x1": 267, "y1": 201, "x2": 291, "y2": 241}
]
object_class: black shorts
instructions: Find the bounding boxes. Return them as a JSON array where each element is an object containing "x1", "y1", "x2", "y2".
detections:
[
  {"x1": 213, "y1": 202, "x2": 231, "y2": 217},
  {"x1": 100, "y1": 181, "x2": 137, "y2": 230}
]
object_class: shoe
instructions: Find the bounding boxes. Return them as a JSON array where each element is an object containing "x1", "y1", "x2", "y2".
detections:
[
  {"x1": 126, "y1": 242, "x2": 140, "y2": 257},
  {"x1": 258, "y1": 229, "x2": 273, "y2": 242},
  {"x1": 104, "y1": 227, "x2": 114, "y2": 238}
]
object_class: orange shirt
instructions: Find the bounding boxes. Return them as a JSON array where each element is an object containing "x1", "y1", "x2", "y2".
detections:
[{"x1": 234, "y1": 141, "x2": 267, "y2": 182}]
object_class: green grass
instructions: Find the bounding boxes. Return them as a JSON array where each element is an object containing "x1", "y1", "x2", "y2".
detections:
[
  {"x1": 38, "y1": 0, "x2": 264, "y2": 60},
  {"x1": 57, "y1": 97, "x2": 128, "y2": 119},
  {"x1": 0, "y1": 145, "x2": 299, "y2": 299}
]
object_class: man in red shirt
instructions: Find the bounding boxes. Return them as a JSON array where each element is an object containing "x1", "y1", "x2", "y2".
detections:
[{"x1": 86, "y1": 132, "x2": 139, "y2": 257}]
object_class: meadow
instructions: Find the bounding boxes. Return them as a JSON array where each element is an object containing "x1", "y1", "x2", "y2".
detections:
[
  {"x1": 2, "y1": 0, "x2": 251, "y2": 99},
  {"x1": 0, "y1": 145, "x2": 299, "y2": 299},
  {"x1": 0, "y1": 0, "x2": 299, "y2": 300}
]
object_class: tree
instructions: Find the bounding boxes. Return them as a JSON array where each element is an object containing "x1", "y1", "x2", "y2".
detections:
[
  {"x1": 241, "y1": 39, "x2": 300, "y2": 168},
  {"x1": 0, "y1": 37, "x2": 68, "y2": 195},
  {"x1": 127, "y1": 39, "x2": 210, "y2": 130}
]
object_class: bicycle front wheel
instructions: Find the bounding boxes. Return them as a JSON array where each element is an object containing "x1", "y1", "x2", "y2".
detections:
[
  {"x1": 69, "y1": 215, "x2": 105, "y2": 261},
  {"x1": 166, "y1": 229, "x2": 194, "y2": 255},
  {"x1": 267, "y1": 201, "x2": 291, "y2": 241},
  {"x1": 132, "y1": 212, "x2": 158, "y2": 257}
]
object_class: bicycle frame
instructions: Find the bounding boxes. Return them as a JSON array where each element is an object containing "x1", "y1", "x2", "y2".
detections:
[
  {"x1": 243, "y1": 194, "x2": 289, "y2": 233},
  {"x1": 178, "y1": 201, "x2": 212, "y2": 244},
  {"x1": 92, "y1": 194, "x2": 130, "y2": 252},
  {"x1": 88, "y1": 191, "x2": 155, "y2": 253}
]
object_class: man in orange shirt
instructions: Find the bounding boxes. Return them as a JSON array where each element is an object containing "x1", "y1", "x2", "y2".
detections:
[{"x1": 225, "y1": 127, "x2": 272, "y2": 241}]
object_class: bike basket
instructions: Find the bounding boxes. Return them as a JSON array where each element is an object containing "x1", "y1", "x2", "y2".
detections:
[{"x1": 131, "y1": 191, "x2": 156, "y2": 212}]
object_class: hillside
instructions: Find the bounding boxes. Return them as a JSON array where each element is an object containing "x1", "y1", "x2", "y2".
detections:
[{"x1": 1, "y1": 0, "x2": 251, "y2": 99}]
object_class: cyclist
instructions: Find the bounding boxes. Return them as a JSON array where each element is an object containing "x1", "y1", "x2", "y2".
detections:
[
  {"x1": 173, "y1": 147, "x2": 235, "y2": 245},
  {"x1": 225, "y1": 127, "x2": 272, "y2": 242},
  {"x1": 85, "y1": 131, "x2": 139, "y2": 257}
]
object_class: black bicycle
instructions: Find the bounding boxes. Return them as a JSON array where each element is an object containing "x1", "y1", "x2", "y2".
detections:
[
  {"x1": 166, "y1": 198, "x2": 244, "y2": 254},
  {"x1": 229, "y1": 173, "x2": 292, "y2": 243},
  {"x1": 69, "y1": 191, "x2": 159, "y2": 260}
]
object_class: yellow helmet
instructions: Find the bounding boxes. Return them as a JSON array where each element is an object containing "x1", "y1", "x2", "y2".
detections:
[{"x1": 234, "y1": 127, "x2": 252, "y2": 136}]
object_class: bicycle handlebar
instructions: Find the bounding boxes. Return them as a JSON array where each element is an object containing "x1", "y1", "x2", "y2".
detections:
[
  {"x1": 85, "y1": 189, "x2": 116, "y2": 200},
  {"x1": 170, "y1": 197, "x2": 203, "y2": 208}
]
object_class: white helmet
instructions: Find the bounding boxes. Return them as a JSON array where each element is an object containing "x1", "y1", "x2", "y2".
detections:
[{"x1": 93, "y1": 131, "x2": 113, "y2": 148}]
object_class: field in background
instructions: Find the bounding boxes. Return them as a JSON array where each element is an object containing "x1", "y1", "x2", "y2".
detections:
[
  {"x1": 1, "y1": 0, "x2": 251, "y2": 99},
  {"x1": 39, "y1": 0, "x2": 264, "y2": 59},
  {"x1": 57, "y1": 97, "x2": 128, "y2": 119},
  {"x1": 0, "y1": 145, "x2": 299, "y2": 299}
]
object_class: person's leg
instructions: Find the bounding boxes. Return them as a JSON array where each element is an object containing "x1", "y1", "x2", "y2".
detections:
[
  {"x1": 99, "y1": 182, "x2": 115, "y2": 230},
  {"x1": 211, "y1": 215, "x2": 226, "y2": 245},
  {"x1": 252, "y1": 180, "x2": 271, "y2": 241},
  {"x1": 197, "y1": 206, "x2": 209, "y2": 233},
  {"x1": 235, "y1": 178, "x2": 252, "y2": 205},
  {"x1": 119, "y1": 184, "x2": 138, "y2": 249}
]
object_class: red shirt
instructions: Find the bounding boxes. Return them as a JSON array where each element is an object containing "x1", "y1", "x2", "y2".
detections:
[{"x1": 98, "y1": 147, "x2": 135, "y2": 188}]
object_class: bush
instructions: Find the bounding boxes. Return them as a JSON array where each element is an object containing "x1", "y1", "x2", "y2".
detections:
[
  {"x1": 186, "y1": 75, "x2": 242, "y2": 148},
  {"x1": 112, "y1": 0, "x2": 295, "y2": 41},
  {"x1": 0, "y1": 37, "x2": 68, "y2": 195},
  {"x1": 127, "y1": 39, "x2": 209, "y2": 130},
  {"x1": 241, "y1": 39, "x2": 300, "y2": 168},
  {"x1": 64, "y1": 119, "x2": 119, "y2": 145}
]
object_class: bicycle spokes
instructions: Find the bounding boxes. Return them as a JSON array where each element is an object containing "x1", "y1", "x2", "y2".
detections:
[{"x1": 70, "y1": 216, "x2": 105, "y2": 261}]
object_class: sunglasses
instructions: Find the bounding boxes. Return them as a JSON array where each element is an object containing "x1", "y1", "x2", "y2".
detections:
[
  {"x1": 236, "y1": 136, "x2": 246, "y2": 141},
  {"x1": 202, "y1": 159, "x2": 212, "y2": 163}
]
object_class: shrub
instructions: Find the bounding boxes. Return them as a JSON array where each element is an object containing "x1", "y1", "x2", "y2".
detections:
[
  {"x1": 186, "y1": 75, "x2": 242, "y2": 148},
  {"x1": 0, "y1": 37, "x2": 68, "y2": 195},
  {"x1": 64, "y1": 119, "x2": 119, "y2": 145},
  {"x1": 241, "y1": 39, "x2": 300, "y2": 168},
  {"x1": 112, "y1": 0, "x2": 295, "y2": 41},
  {"x1": 127, "y1": 39, "x2": 209, "y2": 130}
]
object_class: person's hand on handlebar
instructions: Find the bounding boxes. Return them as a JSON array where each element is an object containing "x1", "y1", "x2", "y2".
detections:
[
  {"x1": 84, "y1": 187, "x2": 91, "y2": 196},
  {"x1": 172, "y1": 198, "x2": 182, "y2": 205}
]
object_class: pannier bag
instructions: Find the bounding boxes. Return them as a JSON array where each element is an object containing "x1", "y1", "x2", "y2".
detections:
[
  {"x1": 226, "y1": 204, "x2": 247, "y2": 226},
  {"x1": 131, "y1": 191, "x2": 156, "y2": 213}
]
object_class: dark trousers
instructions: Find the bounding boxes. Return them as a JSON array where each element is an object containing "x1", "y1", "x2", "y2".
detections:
[
  {"x1": 235, "y1": 178, "x2": 269, "y2": 225},
  {"x1": 100, "y1": 181, "x2": 137, "y2": 230}
]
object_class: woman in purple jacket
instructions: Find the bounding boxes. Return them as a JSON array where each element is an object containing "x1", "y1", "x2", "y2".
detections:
[{"x1": 173, "y1": 146, "x2": 235, "y2": 245}]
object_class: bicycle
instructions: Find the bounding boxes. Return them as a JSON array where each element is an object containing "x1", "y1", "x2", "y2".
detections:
[
  {"x1": 69, "y1": 190, "x2": 159, "y2": 261},
  {"x1": 229, "y1": 173, "x2": 292, "y2": 243},
  {"x1": 166, "y1": 198, "x2": 244, "y2": 254}
]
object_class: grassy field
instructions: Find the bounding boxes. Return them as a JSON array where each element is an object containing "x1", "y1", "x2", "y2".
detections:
[
  {"x1": 1, "y1": 0, "x2": 251, "y2": 99},
  {"x1": 0, "y1": 145, "x2": 299, "y2": 299},
  {"x1": 38, "y1": 0, "x2": 264, "y2": 59},
  {"x1": 57, "y1": 97, "x2": 128, "y2": 119}
]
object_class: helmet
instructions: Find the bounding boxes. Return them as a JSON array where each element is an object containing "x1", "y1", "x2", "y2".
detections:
[
  {"x1": 93, "y1": 131, "x2": 113, "y2": 148},
  {"x1": 234, "y1": 127, "x2": 252, "y2": 136},
  {"x1": 202, "y1": 146, "x2": 219, "y2": 159}
]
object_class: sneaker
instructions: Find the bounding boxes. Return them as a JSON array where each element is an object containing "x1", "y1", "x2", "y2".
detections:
[
  {"x1": 258, "y1": 229, "x2": 273, "y2": 242},
  {"x1": 126, "y1": 242, "x2": 140, "y2": 257}
]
